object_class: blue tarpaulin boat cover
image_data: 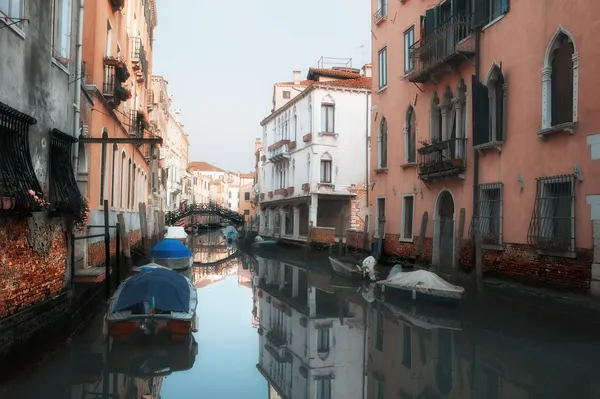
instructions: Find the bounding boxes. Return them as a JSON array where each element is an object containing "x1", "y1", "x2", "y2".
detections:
[
  {"x1": 114, "y1": 268, "x2": 191, "y2": 312},
  {"x1": 151, "y1": 239, "x2": 192, "y2": 259}
]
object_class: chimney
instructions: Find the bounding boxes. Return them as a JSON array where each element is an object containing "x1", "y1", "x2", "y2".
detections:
[
  {"x1": 361, "y1": 64, "x2": 372, "y2": 78},
  {"x1": 293, "y1": 70, "x2": 301, "y2": 85},
  {"x1": 255, "y1": 138, "x2": 261, "y2": 152}
]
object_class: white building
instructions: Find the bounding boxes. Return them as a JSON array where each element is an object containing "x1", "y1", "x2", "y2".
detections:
[
  {"x1": 254, "y1": 257, "x2": 365, "y2": 399},
  {"x1": 258, "y1": 64, "x2": 372, "y2": 243}
]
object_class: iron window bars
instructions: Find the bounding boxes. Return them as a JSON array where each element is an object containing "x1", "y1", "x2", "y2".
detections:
[
  {"x1": 477, "y1": 182, "x2": 503, "y2": 246},
  {"x1": 0, "y1": 102, "x2": 44, "y2": 214},
  {"x1": 49, "y1": 129, "x2": 82, "y2": 213},
  {"x1": 527, "y1": 174, "x2": 575, "y2": 254}
]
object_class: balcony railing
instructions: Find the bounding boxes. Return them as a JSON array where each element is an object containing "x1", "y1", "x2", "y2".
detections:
[
  {"x1": 417, "y1": 137, "x2": 466, "y2": 180},
  {"x1": 268, "y1": 140, "x2": 291, "y2": 162},
  {"x1": 373, "y1": 4, "x2": 387, "y2": 24},
  {"x1": 131, "y1": 37, "x2": 149, "y2": 84},
  {"x1": 407, "y1": 14, "x2": 474, "y2": 83}
]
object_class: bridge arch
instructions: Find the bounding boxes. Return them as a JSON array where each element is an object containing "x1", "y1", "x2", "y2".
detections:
[{"x1": 166, "y1": 202, "x2": 244, "y2": 226}]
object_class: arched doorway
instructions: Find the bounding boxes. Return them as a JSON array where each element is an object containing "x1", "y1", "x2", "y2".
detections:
[{"x1": 435, "y1": 190, "x2": 455, "y2": 271}]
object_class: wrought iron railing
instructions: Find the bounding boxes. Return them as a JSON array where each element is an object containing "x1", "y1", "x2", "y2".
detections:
[
  {"x1": 373, "y1": 4, "x2": 387, "y2": 24},
  {"x1": 49, "y1": 129, "x2": 82, "y2": 213},
  {"x1": 407, "y1": 14, "x2": 474, "y2": 81},
  {"x1": 165, "y1": 202, "x2": 244, "y2": 225},
  {"x1": 103, "y1": 65, "x2": 116, "y2": 96},
  {"x1": 527, "y1": 175, "x2": 576, "y2": 253},
  {"x1": 0, "y1": 102, "x2": 44, "y2": 214},
  {"x1": 417, "y1": 137, "x2": 466, "y2": 179}
]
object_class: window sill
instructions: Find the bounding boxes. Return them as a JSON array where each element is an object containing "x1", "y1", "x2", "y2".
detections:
[
  {"x1": 319, "y1": 132, "x2": 337, "y2": 137},
  {"x1": 537, "y1": 249, "x2": 577, "y2": 259},
  {"x1": 537, "y1": 122, "x2": 577, "y2": 139},
  {"x1": 52, "y1": 58, "x2": 71, "y2": 76},
  {"x1": 1, "y1": 17, "x2": 26, "y2": 39},
  {"x1": 481, "y1": 243, "x2": 504, "y2": 251},
  {"x1": 400, "y1": 162, "x2": 417, "y2": 169},
  {"x1": 482, "y1": 14, "x2": 505, "y2": 31},
  {"x1": 374, "y1": 167, "x2": 388, "y2": 174},
  {"x1": 377, "y1": 86, "x2": 388, "y2": 93},
  {"x1": 399, "y1": 236, "x2": 414, "y2": 243},
  {"x1": 318, "y1": 182, "x2": 334, "y2": 187},
  {"x1": 474, "y1": 141, "x2": 503, "y2": 153}
]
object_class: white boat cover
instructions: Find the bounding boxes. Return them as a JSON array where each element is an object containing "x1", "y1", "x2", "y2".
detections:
[
  {"x1": 381, "y1": 270, "x2": 465, "y2": 300},
  {"x1": 165, "y1": 226, "x2": 188, "y2": 240}
]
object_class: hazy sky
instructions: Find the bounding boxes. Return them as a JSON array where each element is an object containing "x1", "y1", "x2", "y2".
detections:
[{"x1": 152, "y1": 0, "x2": 371, "y2": 173}]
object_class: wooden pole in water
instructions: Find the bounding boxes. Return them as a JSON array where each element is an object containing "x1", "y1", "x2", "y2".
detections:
[
  {"x1": 117, "y1": 213, "x2": 133, "y2": 272},
  {"x1": 362, "y1": 214, "x2": 369, "y2": 254},
  {"x1": 454, "y1": 208, "x2": 466, "y2": 284},
  {"x1": 103, "y1": 200, "x2": 110, "y2": 300},
  {"x1": 139, "y1": 202, "x2": 149, "y2": 258},
  {"x1": 416, "y1": 211, "x2": 428, "y2": 262},
  {"x1": 376, "y1": 217, "x2": 385, "y2": 261}
]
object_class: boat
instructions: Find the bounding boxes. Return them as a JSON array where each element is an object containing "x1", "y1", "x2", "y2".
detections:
[
  {"x1": 150, "y1": 239, "x2": 193, "y2": 270},
  {"x1": 104, "y1": 265, "x2": 198, "y2": 342},
  {"x1": 377, "y1": 269, "x2": 465, "y2": 304},
  {"x1": 328, "y1": 256, "x2": 365, "y2": 279},
  {"x1": 164, "y1": 226, "x2": 188, "y2": 243}
]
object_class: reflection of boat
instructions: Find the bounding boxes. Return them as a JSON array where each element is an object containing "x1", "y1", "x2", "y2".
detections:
[
  {"x1": 329, "y1": 256, "x2": 366, "y2": 279},
  {"x1": 378, "y1": 269, "x2": 465, "y2": 304},
  {"x1": 165, "y1": 226, "x2": 188, "y2": 243},
  {"x1": 106, "y1": 334, "x2": 199, "y2": 378},
  {"x1": 250, "y1": 240, "x2": 278, "y2": 249},
  {"x1": 104, "y1": 265, "x2": 198, "y2": 342},
  {"x1": 380, "y1": 298, "x2": 462, "y2": 330},
  {"x1": 151, "y1": 239, "x2": 193, "y2": 270}
]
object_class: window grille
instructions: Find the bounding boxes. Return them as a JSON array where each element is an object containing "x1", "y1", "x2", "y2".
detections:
[
  {"x1": 49, "y1": 129, "x2": 82, "y2": 213},
  {"x1": 0, "y1": 102, "x2": 44, "y2": 213},
  {"x1": 478, "y1": 182, "x2": 503, "y2": 245},
  {"x1": 527, "y1": 175, "x2": 575, "y2": 253}
]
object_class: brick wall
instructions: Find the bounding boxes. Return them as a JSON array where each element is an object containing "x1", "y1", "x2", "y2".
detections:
[
  {"x1": 87, "y1": 229, "x2": 142, "y2": 267},
  {"x1": 0, "y1": 219, "x2": 67, "y2": 318},
  {"x1": 312, "y1": 227, "x2": 335, "y2": 245},
  {"x1": 383, "y1": 233, "x2": 434, "y2": 261},
  {"x1": 346, "y1": 229, "x2": 367, "y2": 250},
  {"x1": 348, "y1": 184, "x2": 367, "y2": 230}
]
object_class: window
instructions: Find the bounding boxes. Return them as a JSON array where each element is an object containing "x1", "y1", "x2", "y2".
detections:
[
  {"x1": 53, "y1": 0, "x2": 73, "y2": 64},
  {"x1": 404, "y1": 26, "x2": 414, "y2": 74},
  {"x1": 244, "y1": 192, "x2": 250, "y2": 201},
  {"x1": 375, "y1": 380, "x2": 385, "y2": 399},
  {"x1": 320, "y1": 160, "x2": 332, "y2": 183},
  {"x1": 316, "y1": 378, "x2": 332, "y2": 399},
  {"x1": 527, "y1": 176, "x2": 575, "y2": 254},
  {"x1": 541, "y1": 28, "x2": 578, "y2": 132},
  {"x1": 0, "y1": 0, "x2": 22, "y2": 24},
  {"x1": 293, "y1": 114, "x2": 297, "y2": 141},
  {"x1": 321, "y1": 104, "x2": 335, "y2": 133},
  {"x1": 317, "y1": 327, "x2": 330, "y2": 352},
  {"x1": 402, "y1": 195, "x2": 414, "y2": 240},
  {"x1": 282, "y1": 90, "x2": 291, "y2": 99},
  {"x1": 228, "y1": 191, "x2": 231, "y2": 199},
  {"x1": 401, "y1": 324, "x2": 412, "y2": 369},
  {"x1": 378, "y1": 47, "x2": 387, "y2": 89},
  {"x1": 478, "y1": 183, "x2": 502, "y2": 246},
  {"x1": 244, "y1": 209, "x2": 250, "y2": 215},
  {"x1": 376, "y1": 197, "x2": 385, "y2": 236},
  {"x1": 374, "y1": 307, "x2": 384, "y2": 351},
  {"x1": 475, "y1": 0, "x2": 510, "y2": 26},
  {"x1": 405, "y1": 106, "x2": 416, "y2": 163},
  {"x1": 378, "y1": 118, "x2": 388, "y2": 168}
]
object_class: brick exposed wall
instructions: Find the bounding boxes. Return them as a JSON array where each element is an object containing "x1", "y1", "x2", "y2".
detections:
[
  {"x1": 348, "y1": 184, "x2": 367, "y2": 230},
  {"x1": 87, "y1": 229, "x2": 142, "y2": 267},
  {"x1": 383, "y1": 233, "x2": 434, "y2": 261},
  {"x1": 346, "y1": 230, "x2": 367, "y2": 250},
  {"x1": 0, "y1": 219, "x2": 67, "y2": 318},
  {"x1": 312, "y1": 227, "x2": 335, "y2": 244}
]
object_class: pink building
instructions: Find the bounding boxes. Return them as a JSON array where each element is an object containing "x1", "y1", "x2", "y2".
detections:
[{"x1": 369, "y1": 0, "x2": 599, "y2": 291}]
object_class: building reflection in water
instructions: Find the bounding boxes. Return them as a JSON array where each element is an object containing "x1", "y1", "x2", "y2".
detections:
[{"x1": 253, "y1": 255, "x2": 367, "y2": 399}]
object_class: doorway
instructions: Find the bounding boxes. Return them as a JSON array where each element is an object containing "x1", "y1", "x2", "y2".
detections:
[{"x1": 436, "y1": 191, "x2": 455, "y2": 271}]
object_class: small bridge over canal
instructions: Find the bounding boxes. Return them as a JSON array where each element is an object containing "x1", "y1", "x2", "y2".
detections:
[{"x1": 165, "y1": 202, "x2": 244, "y2": 226}]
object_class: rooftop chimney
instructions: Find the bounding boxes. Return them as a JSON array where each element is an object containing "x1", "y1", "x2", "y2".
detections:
[
  {"x1": 255, "y1": 138, "x2": 262, "y2": 152},
  {"x1": 361, "y1": 64, "x2": 372, "y2": 78},
  {"x1": 293, "y1": 70, "x2": 301, "y2": 85}
]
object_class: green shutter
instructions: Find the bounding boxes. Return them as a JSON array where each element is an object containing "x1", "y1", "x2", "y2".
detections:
[
  {"x1": 473, "y1": 0, "x2": 489, "y2": 29},
  {"x1": 502, "y1": 0, "x2": 510, "y2": 14},
  {"x1": 471, "y1": 75, "x2": 490, "y2": 146},
  {"x1": 425, "y1": 8, "x2": 436, "y2": 36},
  {"x1": 454, "y1": 0, "x2": 467, "y2": 15}
]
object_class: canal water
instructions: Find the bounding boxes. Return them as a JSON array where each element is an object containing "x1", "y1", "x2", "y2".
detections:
[{"x1": 3, "y1": 229, "x2": 600, "y2": 398}]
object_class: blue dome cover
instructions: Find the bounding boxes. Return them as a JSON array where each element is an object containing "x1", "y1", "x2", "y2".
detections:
[{"x1": 151, "y1": 239, "x2": 192, "y2": 259}]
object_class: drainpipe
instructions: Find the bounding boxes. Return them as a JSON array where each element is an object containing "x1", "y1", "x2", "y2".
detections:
[
  {"x1": 471, "y1": 30, "x2": 481, "y2": 274},
  {"x1": 72, "y1": 0, "x2": 85, "y2": 167},
  {"x1": 365, "y1": 92, "x2": 370, "y2": 229}
]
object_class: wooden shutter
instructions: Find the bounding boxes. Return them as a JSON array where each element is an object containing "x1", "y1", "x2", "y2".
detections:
[
  {"x1": 473, "y1": 0, "x2": 489, "y2": 29},
  {"x1": 472, "y1": 75, "x2": 490, "y2": 146},
  {"x1": 425, "y1": 8, "x2": 436, "y2": 36},
  {"x1": 501, "y1": 0, "x2": 510, "y2": 14}
]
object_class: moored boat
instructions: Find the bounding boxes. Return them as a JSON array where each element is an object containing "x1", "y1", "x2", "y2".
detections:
[
  {"x1": 150, "y1": 239, "x2": 193, "y2": 270},
  {"x1": 378, "y1": 269, "x2": 465, "y2": 304},
  {"x1": 104, "y1": 265, "x2": 198, "y2": 342},
  {"x1": 164, "y1": 226, "x2": 188, "y2": 243},
  {"x1": 328, "y1": 256, "x2": 364, "y2": 279}
]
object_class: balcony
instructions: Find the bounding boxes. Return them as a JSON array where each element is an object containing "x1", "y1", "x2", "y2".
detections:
[
  {"x1": 417, "y1": 137, "x2": 466, "y2": 180},
  {"x1": 131, "y1": 37, "x2": 148, "y2": 84},
  {"x1": 268, "y1": 140, "x2": 291, "y2": 162},
  {"x1": 274, "y1": 188, "x2": 288, "y2": 197},
  {"x1": 406, "y1": 14, "x2": 474, "y2": 83},
  {"x1": 373, "y1": 4, "x2": 387, "y2": 25}
]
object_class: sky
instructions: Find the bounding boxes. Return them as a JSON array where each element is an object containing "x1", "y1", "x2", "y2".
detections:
[{"x1": 152, "y1": 0, "x2": 371, "y2": 173}]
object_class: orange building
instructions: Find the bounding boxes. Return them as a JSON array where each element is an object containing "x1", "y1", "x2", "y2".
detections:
[
  {"x1": 370, "y1": 0, "x2": 599, "y2": 291},
  {"x1": 78, "y1": 0, "x2": 158, "y2": 268}
]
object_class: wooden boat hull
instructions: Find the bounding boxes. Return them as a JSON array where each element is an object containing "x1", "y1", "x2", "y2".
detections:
[{"x1": 329, "y1": 257, "x2": 365, "y2": 280}]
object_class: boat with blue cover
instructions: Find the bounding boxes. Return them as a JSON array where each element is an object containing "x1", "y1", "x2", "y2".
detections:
[
  {"x1": 151, "y1": 239, "x2": 193, "y2": 270},
  {"x1": 104, "y1": 265, "x2": 198, "y2": 342}
]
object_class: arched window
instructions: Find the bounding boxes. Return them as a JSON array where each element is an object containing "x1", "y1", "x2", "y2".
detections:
[
  {"x1": 484, "y1": 63, "x2": 506, "y2": 143},
  {"x1": 111, "y1": 144, "x2": 118, "y2": 207},
  {"x1": 542, "y1": 27, "x2": 578, "y2": 131},
  {"x1": 430, "y1": 91, "x2": 442, "y2": 142},
  {"x1": 127, "y1": 158, "x2": 132, "y2": 209},
  {"x1": 405, "y1": 106, "x2": 416, "y2": 163},
  {"x1": 320, "y1": 152, "x2": 332, "y2": 184},
  {"x1": 120, "y1": 152, "x2": 126, "y2": 209},
  {"x1": 378, "y1": 117, "x2": 388, "y2": 169}
]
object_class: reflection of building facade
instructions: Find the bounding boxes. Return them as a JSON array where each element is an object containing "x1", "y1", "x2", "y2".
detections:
[{"x1": 255, "y1": 257, "x2": 365, "y2": 399}]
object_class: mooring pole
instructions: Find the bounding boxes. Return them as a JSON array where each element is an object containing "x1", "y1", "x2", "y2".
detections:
[
  {"x1": 115, "y1": 222, "x2": 121, "y2": 287},
  {"x1": 104, "y1": 200, "x2": 110, "y2": 300}
]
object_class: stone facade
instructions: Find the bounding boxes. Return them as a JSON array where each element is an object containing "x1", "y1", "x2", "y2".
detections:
[{"x1": 0, "y1": 218, "x2": 67, "y2": 319}]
